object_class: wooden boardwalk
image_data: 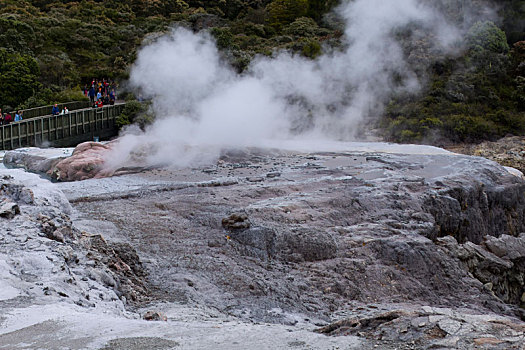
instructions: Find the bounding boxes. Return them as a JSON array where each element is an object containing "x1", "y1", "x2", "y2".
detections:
[
  {"x1": 11, "y1": 101, "x2": 92, "y2": 120},
  {"x1": 0, "y1": 103, "x2": 125, "y2": 150}
]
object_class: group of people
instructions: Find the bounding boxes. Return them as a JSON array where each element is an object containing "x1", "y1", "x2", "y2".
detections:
[
  {"x1": 0, "y1": 108, "x2": 23, "y2": 125},
  {"x1": 51, "y1": 104, "x2": 69, "y2": 116},
  {"x1": 84, "y1": 78, "x2": 117, "y2": 108},
  {"x1": 0, "y1": 78, "x2": 119, "y2": 126}
]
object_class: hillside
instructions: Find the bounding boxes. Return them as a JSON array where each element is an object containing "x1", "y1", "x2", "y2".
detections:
[{"x1": 0, "y1": 0, "x2": 524, "y2": 144}]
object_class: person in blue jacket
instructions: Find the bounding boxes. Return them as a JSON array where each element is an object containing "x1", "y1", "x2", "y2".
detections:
[
  {"x1": 88, "y1": 86, "x2": 96, "y2": 103},
  {"x1": 51, "y1": 104, "x2": 60, "y2": 116}
]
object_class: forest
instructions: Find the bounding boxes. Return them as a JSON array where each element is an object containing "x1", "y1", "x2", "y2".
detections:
[{"x1": 0, "y1": 0, "x2": 523, "y2": 144}]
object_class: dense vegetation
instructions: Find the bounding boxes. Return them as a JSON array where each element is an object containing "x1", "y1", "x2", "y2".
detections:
[
  {"x1": 0, "y1": 0, "x2": 523, "y2": 144},
  {"x1": 384, "y1": 20, "x2": 525, "y2": 144}
]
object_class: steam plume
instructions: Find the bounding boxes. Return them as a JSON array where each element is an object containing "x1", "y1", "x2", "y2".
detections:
[{"x1": 105, "y1": 0, "x2": 475, "y2": 170}]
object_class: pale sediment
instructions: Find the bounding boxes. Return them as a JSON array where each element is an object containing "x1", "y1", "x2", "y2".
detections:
[{"x1": 1, "y1": 143, "x2": 524, "y2": 349}]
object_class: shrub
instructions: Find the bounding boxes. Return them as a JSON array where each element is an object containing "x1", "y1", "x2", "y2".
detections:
[
  {"x1": 0, "y1": 48, "x2": 40, "y2": 108},
  {"x1": 210, "y1": 27, "x2": 234, "y2": 49},
  {"x1": 116, "y1": 100, "x2": 153, "y2": 130},
  {"x1": 306, "y1": 0, "x2": 338, "y2": 22},
  {"x1": 231, "y1": 20, "x2": 267, "y2": 37},
  {"x1": 467, "y1": 21, "x2": 510, "y2": 54},
  {"x1": 301, "y1": 38, "x2": 321, "y2": 58},
  {"x1": 283, "y1": 16, "x2": 319, "y2": 37},
  {"x1": 51, "y1": 88, "x2": 89, "y2": 103},
  {"x1": 267, "y1": 0, "x2": 308, "y2": 29},
  {"x1": 443, "y1": 114, "x2": 499, "y2": 142}
]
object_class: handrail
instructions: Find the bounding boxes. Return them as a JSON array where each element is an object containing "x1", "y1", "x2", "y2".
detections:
[
  {"x1": 0, "y1": 103, "x2": 125, "y2": 150},
  {"x1": 6, "y1": 100, "x2": 91, "y2": 120}
]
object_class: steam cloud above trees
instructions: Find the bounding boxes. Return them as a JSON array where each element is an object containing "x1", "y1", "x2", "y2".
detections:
[{"x1": 104, "y1": 0, "x2": 489, "y2": 169}]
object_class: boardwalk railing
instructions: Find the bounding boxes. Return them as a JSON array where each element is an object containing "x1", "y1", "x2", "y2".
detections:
[
  {"x1": 10, "y1": 101, "x2": 92, "y2": 120},
  {"x1": 0, "y1": 103, "x2": 125, "y2": 150}
]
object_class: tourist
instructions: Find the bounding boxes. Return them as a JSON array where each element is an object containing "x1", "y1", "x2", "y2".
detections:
[
  {"x1": 88, "y1": 86, "x2": 96, "y2": 103},
  {"x1": 60, "y1": 107, "x2": 69, "y2": 115},
  {"x1": 14, "y1": 110, "x2": 23, "y2": 122},
  {"x1": 51, "y1": 104, "x2": 60, "y2": 116},
  {"x1": 4, "y1": 112, "x2": 12, "y2": 125},
  {"x1": 96, "y1": 98, "x2": 103, "y2": 108}
]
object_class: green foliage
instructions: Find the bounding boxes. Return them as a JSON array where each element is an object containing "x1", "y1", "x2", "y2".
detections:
[
  {"x1": 231, "y1": 20, "x2": 268, "y2": 37},
  {"x1": 467, "y1": 21, "x2": 510, "y2": 54},
  {"x1": 116, "y1": 100, "x2": 153, "y2": 130},
  {"x1": 283, "y1": 16, "x2": 319, "y2": 37},
  {"x1": 499, "y1": 0, "x2": 525, "y2": 44},
  {"x1": 0, "y1": 48, "x2": 40, "y2": 109},
  {"x1": 300, "y1": 38, "x2": 321, "y2": 58},
  {"x1": 51, "y1": 88, "x2": 89, "y2": 104},
  {"x1": 18, "y1": 88, "x2": 53, "y2": 109},
  {"x1": 442, "y1": 114, "x2": 500, "y2": 142},
  {"x1": 514, "y1": 76, "x2": 525, "y2": 111},
  {"x1": 0, "y1": 17, "x2": 36, "y2": 54},
  {"x1": 210, "y1": 27, "x2": 234, "y2": 49},
  {"x1": 267, "y1": 0, "x2": 308, "y2": 29},
  {"x1": 0, "y1": 0, "x2": 523, "y2": 146},
  {"x1": 306, "y1": 0, "x2": 338, "y2": 21},
  {"x1": 230, "y1": 49, "x2": 253, "y2": 72},
  {"x1": 511, "y1": 41, "x2": 525, "y2": 76},
  {"x1": 382, "y1": 19, "x2": 525, "y2": 145}
]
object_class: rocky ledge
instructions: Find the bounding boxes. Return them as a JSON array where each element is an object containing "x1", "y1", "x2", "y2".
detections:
[
  {"x1": 3, "y1": 142, "x2": 116, "y2": 181},
  {"x1": 448, "y1": 136, "x2": 525, "y2": 175},
  {"x1": 1, "y1": 142, "x2": 524, "y2": 349}
]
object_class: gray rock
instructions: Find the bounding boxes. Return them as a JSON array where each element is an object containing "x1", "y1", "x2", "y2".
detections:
[
  {"x1": 484, "y1": 234, "x2": 525, "y2": 260},
  {"x1": 3, "y1": 148, "x2": 69, "y2": 173},
  {"x1": 438, "y1": 236, "x2": 525, "y2": 309},
  {"x1": 3, "y1": 144, "x2": 525, "y2": 349},
  {"x1": 222, "y1": 212, "x2": 251, "y2": 230},
  {"x1": 274, "y1": 227, "x2": 337, "y2": 262},
  {"x1": 230, "y1": 227, "x2": 276, "y2": 261},
  {"x1": 0, "y1": 200, "x2": 20, "y2": 219},
  {"x1": 100, "y1": 337, "x2": 178, "y2": 350},
  {"x1": 143, "y1": 311, "x2": 167, "y2": 321},
  {"x1": 437, "y1": 318, "x2": 462, "y2": 335}
]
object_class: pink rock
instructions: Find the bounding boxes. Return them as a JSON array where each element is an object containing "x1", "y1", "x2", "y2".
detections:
[{"x1": 48, "y1": 141, "x2": 115, "y2": 181}]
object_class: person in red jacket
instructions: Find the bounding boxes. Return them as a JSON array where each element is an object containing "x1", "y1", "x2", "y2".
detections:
[
  {"x1": 4, "y1": 113, "x2": 12, "y2": 124},
  {"x1": 96, "y1": 99, "x2": 103, "y2": 108}
]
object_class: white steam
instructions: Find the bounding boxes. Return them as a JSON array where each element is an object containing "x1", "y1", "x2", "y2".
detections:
[{"x1": 105, "y1": 0, "x2": 464, "y2": 170}]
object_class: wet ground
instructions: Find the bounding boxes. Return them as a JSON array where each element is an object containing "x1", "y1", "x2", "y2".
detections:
[{"x1": 1, "y1": 143, "x2": 525, "y2": 349}]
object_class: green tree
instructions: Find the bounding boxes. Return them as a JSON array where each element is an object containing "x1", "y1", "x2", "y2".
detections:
[
  {"x1": 0, "y1": 17, "x2": 36, "y2": 54},
  {"x1": 210, "y1": 27, "x2": 234, "y2": 49},
  {"x1": 306, "y1": 0, "x2": 337, "y2": 21},
  {"x1": 467, "y1": 21, "x2": 510, "y2": 54},
  {"x1": 0, "y1": 48, "x2": 40, "y2": 108},
  {"x1": 466, "y1": 21, "x2": 511, "y2": 81},
  {"x1": 267, "y1": 0, "x2": 308, "y2": 29},
  {"x1": 301, "y1": 38, "x2": 321, "y2": 58},
  {"x1": 284, "y1": 16, "x2": 319, "y2": 37}
]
